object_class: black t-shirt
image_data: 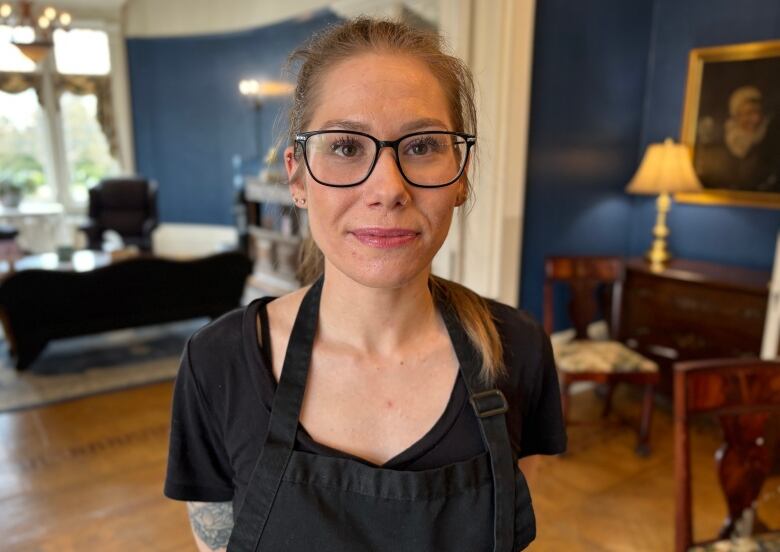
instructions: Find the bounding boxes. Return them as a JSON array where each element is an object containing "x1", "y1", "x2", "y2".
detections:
[{"x1": 164, "y1": 296, "x2": 567, "y2": 511}]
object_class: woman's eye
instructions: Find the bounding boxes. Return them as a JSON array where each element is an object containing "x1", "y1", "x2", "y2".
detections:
[
  {"x1": 411, "y1": 143, "x2": 429, "y2": 155},
  {"x1": 406, "y1": 137, "x2": 444, "y2": 156},
  {"x1": 330, "y1": 139, "x2": 362, "y2": 158}
]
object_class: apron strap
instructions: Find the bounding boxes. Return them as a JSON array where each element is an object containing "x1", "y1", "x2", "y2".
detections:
[
  {"x1": 228, "y1": 276, "x2": 324, "y2": 552},
  {"x1": 440, "y1": 302, "x2": 516, "y2": 552},
  {"x1": 229, "y1": 278, "x2": 514, "y2": 552}
]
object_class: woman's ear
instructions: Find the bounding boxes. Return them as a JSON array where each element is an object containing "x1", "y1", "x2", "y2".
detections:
[
  {"x1": 285, "y1": 145, "x2": 307, "y2": 207},
  {"x1": 454, "y1": 158, "x2": 471, "y2": 206},
  {"x1": 454, "y1": 179, "x2": 468, "y2": 207},
  {"x1": 284, "y1": 145, "x2": 298, "y2": 180}
]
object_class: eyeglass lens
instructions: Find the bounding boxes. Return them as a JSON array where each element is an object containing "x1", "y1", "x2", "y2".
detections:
[{"x1": 304, "y1": 132, "x2": 468, "y2": 186}]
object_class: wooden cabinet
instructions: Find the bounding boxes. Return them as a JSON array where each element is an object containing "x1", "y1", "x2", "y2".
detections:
[{"x1": 619, "y1": 258, "x2": 772, "y2": 394}]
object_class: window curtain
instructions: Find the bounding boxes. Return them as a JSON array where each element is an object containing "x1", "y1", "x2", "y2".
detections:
[
  {"x1": 0, "y1": 71, "x2": 44, "y2": 106},
  {"x1": 54, "y1": 74, "x2": 118, "y2": 160}
]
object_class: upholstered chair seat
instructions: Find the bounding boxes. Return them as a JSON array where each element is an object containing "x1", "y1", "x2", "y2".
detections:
[
  {"x1": 553, "y1": 339, "x2": 659, "y2": 374},
  {"x1": 544, "y1": 256, "x2": 660, "y2": 456}
]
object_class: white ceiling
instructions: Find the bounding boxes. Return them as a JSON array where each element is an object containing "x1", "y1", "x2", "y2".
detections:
[
  {"x1": 36, "y1": 0, "x2": 127, "y2": 7},
  {"x1": 10, "y1": 1, "x2": 439, "y2": 36}
]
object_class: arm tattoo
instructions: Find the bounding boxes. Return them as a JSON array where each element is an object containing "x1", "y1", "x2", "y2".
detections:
[{"x1": 187, "y1": 501, "x2": 234, "y2": 550}]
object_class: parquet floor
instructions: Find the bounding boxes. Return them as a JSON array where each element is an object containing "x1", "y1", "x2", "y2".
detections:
[{"x1": 0, "y1": 382, "x2": 777, "y2": 551}]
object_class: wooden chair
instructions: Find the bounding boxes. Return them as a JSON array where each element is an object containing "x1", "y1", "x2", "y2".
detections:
[
  {"x1": 543, "y1": 256, "x2": 659, "y2": 455},
  {"x1": 674, "y1": 358, "x2": 780, "y2": 552}
]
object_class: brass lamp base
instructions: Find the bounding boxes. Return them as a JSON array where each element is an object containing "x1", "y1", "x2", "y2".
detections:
[{"x1": 645, "y1": 192, "x2": 672, "y2": 272}]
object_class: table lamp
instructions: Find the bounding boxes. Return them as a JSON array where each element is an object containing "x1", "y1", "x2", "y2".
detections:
[{"x1": 625, "y1": 138, "x2": 702, "y2": 270}]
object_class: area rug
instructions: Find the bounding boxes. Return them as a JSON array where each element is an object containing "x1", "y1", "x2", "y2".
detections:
[{"x1": 0, "y1": 318, "x2": 209, "y2": 412}]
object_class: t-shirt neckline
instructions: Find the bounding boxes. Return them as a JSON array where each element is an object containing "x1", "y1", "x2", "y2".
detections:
[{"x1": 242, "y1": 296, "x2": 468, "y2": 470}]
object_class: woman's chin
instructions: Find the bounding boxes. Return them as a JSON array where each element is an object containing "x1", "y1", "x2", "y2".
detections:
[{"x1": 326, "y1": 259, "x2": 430, "y2": 290}]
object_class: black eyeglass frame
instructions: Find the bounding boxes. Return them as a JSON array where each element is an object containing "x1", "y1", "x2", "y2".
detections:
[{"x1": 294, "y1": 130, "x2": 476, "y2": 188}]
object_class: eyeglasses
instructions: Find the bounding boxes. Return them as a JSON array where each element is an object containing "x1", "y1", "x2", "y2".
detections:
[{"x1": 294, "y1": 130, "x2": 476, "y2": 188}]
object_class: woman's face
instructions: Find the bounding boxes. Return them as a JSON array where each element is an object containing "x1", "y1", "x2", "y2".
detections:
[
  {"x1": 285, "y1": 53, "x2": 467, "y2": 289},
  {"x1": 734, "y1": 101, "x2": 764, "y2": 133}
]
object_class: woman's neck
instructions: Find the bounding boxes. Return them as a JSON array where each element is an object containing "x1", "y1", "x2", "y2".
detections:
[{"x1": 317, "y1": 264, "x2": 439, "y2": 357}]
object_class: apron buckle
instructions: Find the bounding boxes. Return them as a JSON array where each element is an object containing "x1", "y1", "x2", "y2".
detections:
[{"x1": 469, "y1": 389, "x2": 509, "y2": 418}]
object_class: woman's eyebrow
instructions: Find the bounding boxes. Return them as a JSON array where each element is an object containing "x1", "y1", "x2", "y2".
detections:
[
  {"x1": 319, "y1": 119, "x2": 371, "y2": 131},
  {"x1": 317, "y1": 118, "x2": 449, "y2": 133},
  {"x1": 400, "y1": 118, "x2": 448, "y2": 132}
]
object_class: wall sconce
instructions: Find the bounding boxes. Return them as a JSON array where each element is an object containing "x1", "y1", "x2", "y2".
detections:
[
  {"x1": 238, "y1": 79, "x2": 295, "y2": 109},
  {"x1": 238, "y1": 78, "x2": 294, "y2": 162}
]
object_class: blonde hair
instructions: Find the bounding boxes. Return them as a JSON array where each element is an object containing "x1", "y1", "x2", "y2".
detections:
[{"x1": 286, "y1": 18, "x2": 504, "y2": 383}]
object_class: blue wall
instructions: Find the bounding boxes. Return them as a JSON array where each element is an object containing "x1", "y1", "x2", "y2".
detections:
[
  {"x1": 521, "y1": 0, "x2": 780, "y2": 322},
  {"x1": 630, "y1": 0, "x2": 780, "y2": 268},
  {"x1": 520, "y1": 0, "x2": 654, "y2": 322},
  {"x1": 127, "y1": 10, "x2": 340, "y2": 225}
]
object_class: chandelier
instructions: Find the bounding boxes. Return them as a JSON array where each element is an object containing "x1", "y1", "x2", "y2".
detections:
[{"x1": 0, "y1": 1, "x2": 72, "y2": 63}]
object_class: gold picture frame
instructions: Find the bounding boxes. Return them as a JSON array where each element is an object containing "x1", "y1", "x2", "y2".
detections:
[{"x1": 677, "y1": 39, "x2": 780, "y2": 209}]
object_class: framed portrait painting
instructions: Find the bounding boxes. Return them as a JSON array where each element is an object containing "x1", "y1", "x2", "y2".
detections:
[{"x1": 677, "y1": 40, "x2": 780, "y2": 209}]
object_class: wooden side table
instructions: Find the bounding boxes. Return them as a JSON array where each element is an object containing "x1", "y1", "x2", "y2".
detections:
[{"x1": 619, "y1": 258, "x2": 772, "y2": 395}]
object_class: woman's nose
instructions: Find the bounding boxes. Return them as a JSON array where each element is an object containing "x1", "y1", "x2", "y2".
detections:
[{"x1": 364, "y1": 148, "x2": 412, "y2": 208}]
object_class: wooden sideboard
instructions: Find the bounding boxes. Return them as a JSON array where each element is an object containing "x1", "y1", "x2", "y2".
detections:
[{"x1": 619, "y1": 258, "x2": 772, "y2": 395}]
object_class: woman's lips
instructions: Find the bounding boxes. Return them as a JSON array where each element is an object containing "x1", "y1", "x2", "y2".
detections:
[{"x1": 349, "y1": 227, "x2": 420, "y2": 249}]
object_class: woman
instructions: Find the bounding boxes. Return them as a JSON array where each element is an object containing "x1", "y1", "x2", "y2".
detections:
[{"x1": 165, "y1": 17, "x2": 566, "y2": 552}]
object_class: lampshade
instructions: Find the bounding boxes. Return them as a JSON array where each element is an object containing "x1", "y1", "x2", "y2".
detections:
[{"x1": 626, "y1": 138, "x2": 702, "y2": 195}]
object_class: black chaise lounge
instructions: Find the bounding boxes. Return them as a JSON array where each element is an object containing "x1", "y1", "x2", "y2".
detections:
[{"x1": 0, "y1": 251, "x2": 252, "y2": 370}]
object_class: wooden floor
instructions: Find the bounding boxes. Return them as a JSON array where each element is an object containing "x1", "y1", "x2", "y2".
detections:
[{"x1": 0, "y1": 382, "x2": 777, "y2": 551}]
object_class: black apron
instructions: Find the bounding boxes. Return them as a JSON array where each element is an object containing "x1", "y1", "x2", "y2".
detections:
[{"x1": 228, "y1": 276, "x2": 536, "y2": 551}]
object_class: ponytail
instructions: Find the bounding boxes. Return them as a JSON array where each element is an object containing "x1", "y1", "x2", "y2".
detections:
[{"x1": 428, "y1": 274, "x2": 505, "y2": 384}]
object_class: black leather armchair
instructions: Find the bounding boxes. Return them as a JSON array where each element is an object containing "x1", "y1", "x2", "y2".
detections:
[{"x1": 81, "y1": 177, "x2": 158, "y2": 251}]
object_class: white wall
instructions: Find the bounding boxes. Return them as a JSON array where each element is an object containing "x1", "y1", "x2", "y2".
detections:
[{"x1": 123, "y1": 0, "x2": 440, "y2": 37}]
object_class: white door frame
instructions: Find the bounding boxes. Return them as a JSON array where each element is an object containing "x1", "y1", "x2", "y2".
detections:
[{"x1": 435, "y1": 0, "x2": 536, "y2": 306}]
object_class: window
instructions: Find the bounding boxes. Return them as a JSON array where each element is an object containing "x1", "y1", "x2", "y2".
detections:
[
  {"x1": 0, "y1": 25, "x2": 36, "y2": 72},
  {"x1": 54, "y1": 28, "x2": 111, "y2": 75},
  {"x1": 60, "y1": 91, "x2": 119, "y2": 203},
  {"x1": 0, "y1": 27, "x2": 120, "y2": 209},
  {"x1": 0, "y1": 88, "x2": 53, "y2": 201}
]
